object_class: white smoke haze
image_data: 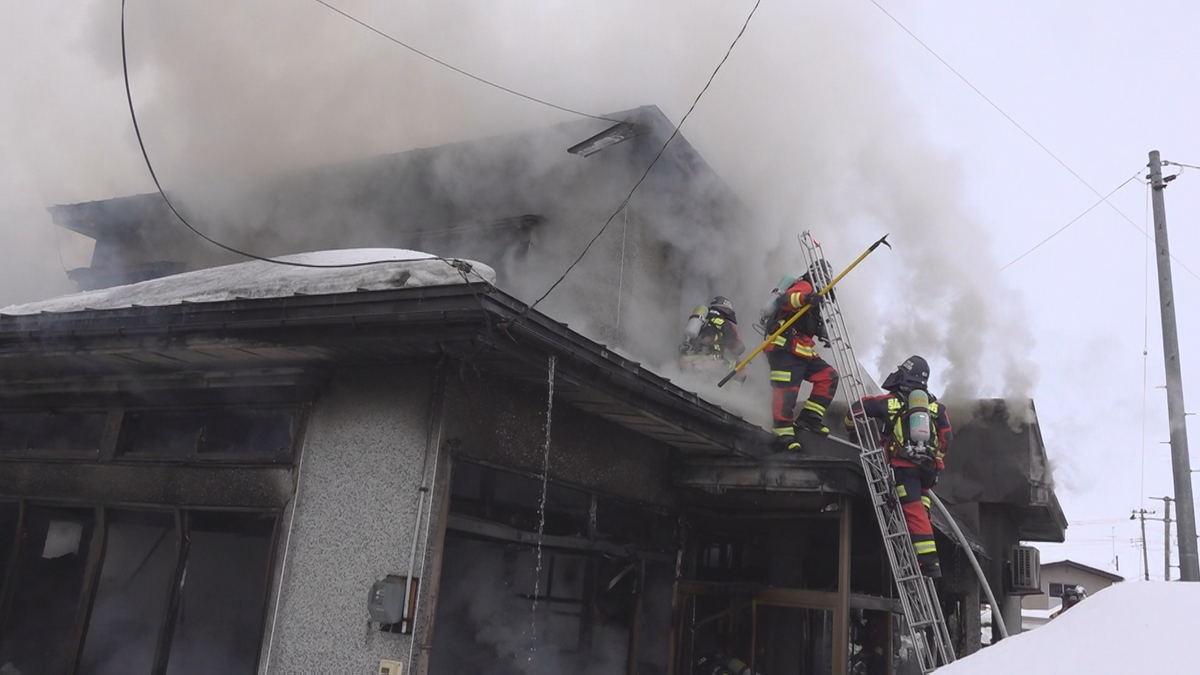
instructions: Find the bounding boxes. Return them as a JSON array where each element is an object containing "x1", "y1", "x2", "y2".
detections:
[{"x1": 1, "y1": 0, "x2": 1036, "y2": 404}]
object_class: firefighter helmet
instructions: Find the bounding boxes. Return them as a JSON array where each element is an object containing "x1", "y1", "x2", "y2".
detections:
[
  {"x1": 708, "y1": 296, "x2": 736, "y2": 321},
  {"x1": 882, "y1": 355, "x2": 930, "y2": 393}
]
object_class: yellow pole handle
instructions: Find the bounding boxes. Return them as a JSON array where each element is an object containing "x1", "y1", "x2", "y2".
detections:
[{"x1": 717, "y1": 234, "x2": 890, "y2": 387}]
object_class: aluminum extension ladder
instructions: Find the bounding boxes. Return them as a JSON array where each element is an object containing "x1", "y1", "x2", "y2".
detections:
[{"x1": 798, "y1": 232, "x2": 955, "y2": 673}]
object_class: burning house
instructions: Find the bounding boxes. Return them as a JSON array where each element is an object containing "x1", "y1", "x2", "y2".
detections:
[{"x1": 0, "y1": 108, "x2": 1063, "y2": 674}]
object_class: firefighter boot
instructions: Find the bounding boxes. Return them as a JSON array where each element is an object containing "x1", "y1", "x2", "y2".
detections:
[
  {"x1": 918, "y1": 554, "x2": 942, "y2": 579},
  {"x1": 772, "y1": 435, "x2": 804, "y2": 454},
  {"x1": 796, "y1": 410, "x2": 830, "y2": 436}
]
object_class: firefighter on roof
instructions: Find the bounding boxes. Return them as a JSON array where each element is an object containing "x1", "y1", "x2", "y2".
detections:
[
  {"x1": 760, "y1": 260, "x2": 840, "y2": 452},
  {"x1": 845, "y1": 355, "x2": 952, "y2": 578},
  {"x1": 680, "y1": 296, "x2": 747, "y2": 385}
]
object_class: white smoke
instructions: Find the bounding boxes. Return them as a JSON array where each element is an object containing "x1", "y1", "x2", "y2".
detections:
[{"x1": 0, "y1": 0, "x2": 1034, "y2": 400}]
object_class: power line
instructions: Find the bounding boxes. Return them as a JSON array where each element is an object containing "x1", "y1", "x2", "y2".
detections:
[
  {"x1": 119, "y1": 0, "x2": 487, "y2": 279},
  {"x1": 530, "y1": 0, "x2": 764, "y2": 308},
  {"x1": 1164, "y1": 160, "x2": 1200, "y2": 171},
  {"x1": 310, "y1": 0, "x2": 619, "y2": 124},
  {"x1": 1000, "y1": 172, "x2": 1140, "y2": 271},
  {"x1": 866, "y1": 0, "x2": 1200, "y2": 282}
]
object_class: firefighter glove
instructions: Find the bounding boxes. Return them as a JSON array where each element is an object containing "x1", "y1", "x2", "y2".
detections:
[{"x1": 804, "y1": 292, "x2": 824, "y2": 308}]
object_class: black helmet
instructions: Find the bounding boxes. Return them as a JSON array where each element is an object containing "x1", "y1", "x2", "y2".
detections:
[
  {"x1": 708, "y1": 296, "x2": 736, "y2": 321},
  {"x1": 804, "y1": 259, "x2": 835, "y2": 289},
  {"x1": 881, "y1": 355, "x2": 930, "y2": 393}
]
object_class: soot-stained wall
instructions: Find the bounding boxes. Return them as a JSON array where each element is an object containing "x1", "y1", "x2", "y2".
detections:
[
  {"x1": 262, "y1": 364, "x2": 437, "y2": 673},
  {"x1": 442, "y1": 368, "x2": 676, "y2": 509}
]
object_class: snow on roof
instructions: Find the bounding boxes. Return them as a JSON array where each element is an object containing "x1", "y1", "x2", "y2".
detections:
[
  {"x1": 0, "y1": 249, "x2": 495, "y2": 316},
  {"x1": 945, "y1": 581, "x2": 1200, "y2": 675}
]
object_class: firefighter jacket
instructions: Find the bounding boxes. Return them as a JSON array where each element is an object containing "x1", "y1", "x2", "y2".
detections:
[
  {"x1": 693, "y1": 313, "x2": 745, "y2": 360},
  {"x1": 846, "y1": 393, "x2": 952, "y2": 470},
  {"x1": 763, "y1": 279, "x2": 824, "y2": 359}
]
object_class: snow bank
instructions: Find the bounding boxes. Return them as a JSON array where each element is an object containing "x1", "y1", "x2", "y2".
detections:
[
  {"x1": 0, "y1": 249, "x2": 495, "y2": 316},
  {"x1": 943, "y1": 582, "x2": 1200, "y2": 675}
]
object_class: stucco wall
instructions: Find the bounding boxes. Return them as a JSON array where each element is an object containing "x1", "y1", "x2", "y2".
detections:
[{"x1": 260, "y1": 364, "x2": 438, "y2": 674}]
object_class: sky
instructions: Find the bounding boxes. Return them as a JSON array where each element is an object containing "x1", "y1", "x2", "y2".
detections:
[{"x1": 2, "y1": 0, "x2": 1199, "y2": 579}]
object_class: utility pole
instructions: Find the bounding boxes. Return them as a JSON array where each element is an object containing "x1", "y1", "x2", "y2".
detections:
[
  {"x1": 1152, "y1": 496, "x2": 1175, "y2": 581},
  {"x1": 1148, "y1": 150, "x2": 1200, "y2": 581},
  {"x1": 1132, "y1": 508, "x2": 1154, "y2": 581}
]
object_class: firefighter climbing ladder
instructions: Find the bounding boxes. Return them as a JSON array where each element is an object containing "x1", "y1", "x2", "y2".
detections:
[{"x1": 798, "y1": 232, "x2": 956, "y2": 673}]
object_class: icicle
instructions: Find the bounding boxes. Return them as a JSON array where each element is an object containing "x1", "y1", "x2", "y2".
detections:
[{"x1": 529, "y1": 354, "x2": 555, "y2": 662}]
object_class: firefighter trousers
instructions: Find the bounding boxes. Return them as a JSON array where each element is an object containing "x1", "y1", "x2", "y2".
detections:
[
  {"x1": 893, "y1": 464, "x2": 939, "y2": 571},
  {"x1": 766, "y1": 349, "x2": 838, "y2": 438}
]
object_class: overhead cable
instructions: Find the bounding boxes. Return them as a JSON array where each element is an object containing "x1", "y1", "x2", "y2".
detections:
[
  {"x1": 311, "y1": 0, "x2": 620, "y2": 123},
  {"x1": 530, "y1": 0, "x2": 764, "y2": 308},
  {"x1": 866, "y1": 0, "x2": 1200, "y2": 282},
  {"x1": 1000, "y1": 172, "x2": 1140, "y2": 271},
  {"x1": 119, "y1": 0, "x2": 487, "y2": 280}
]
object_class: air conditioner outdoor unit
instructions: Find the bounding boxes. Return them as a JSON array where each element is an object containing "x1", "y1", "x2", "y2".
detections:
[{"x1": 1009, "y1": 545, "x2": 1042, "y2": 594}]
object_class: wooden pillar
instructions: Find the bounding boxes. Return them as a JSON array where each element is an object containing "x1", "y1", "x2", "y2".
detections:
[{"x1": 833, "y1": 497, "x2": 852, "y2": 675}]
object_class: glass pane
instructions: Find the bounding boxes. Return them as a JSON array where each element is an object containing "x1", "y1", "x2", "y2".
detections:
[
  {"x1": 123, "y1": 409, "x2": 295, "y2": 457},
  {"x1": 79, "y1": 510, "x2": 177, "y2": 674},
  {"x1": 0, "y1": 503, "x2": 17, "y2": 598},
  {"x1": 199, "y1": 409, "x2": 294, "y2": 455},
  {"x1": 0, "y1": 506, "x2": 96, "y2": 674},
  {"x1": 0, "y1": 411, "x2": 106, "y2": 453},
  {"x1": 165, "y1": 512, "x2": 275, "y2": 675},
  {"x1": 123, "y1": 411, "x2": 200, "y2": 457}
]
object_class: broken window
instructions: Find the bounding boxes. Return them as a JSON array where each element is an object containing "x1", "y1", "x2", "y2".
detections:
[
  {"x1": 636, "y1": 562, "x2": 675, "y2": 675},
  {"x1": 0, "y1": 506, "x2": 96, "y2": 673},
  {"x1": 595, "y1": 497, "x2": 674, "y2": 552},
  {"x1": 165, "y1": 511, "x2": 275, "y2": 675},
  {"x1": 753, "y1": 605, "x2": 834, "y2": 675},
  {"x1": 0, "y1": 506, "x2": 277, "y2": 674},
  {"x1": 79, "y1": 510, "x2": 177, "y2": 674},
  {"x1": 121, "y1": 408, "x2": 296, "y2": 460},
  {"x1": 0, "y1": 411, "x2": 106, "y2": 455},
  {"x1": 431, "y1": 535, "x2": 634, "y2": 674},
  {"x1": 490, "y1": 469, "x2": 590, "y2": 537},
  {"x1": 437, "y1": 462, "x2": 678, "y2": 675}
]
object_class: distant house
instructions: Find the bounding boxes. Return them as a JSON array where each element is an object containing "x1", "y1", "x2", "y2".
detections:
[{"x1": 1023, "y1": 559, "x2": 1124, "y2": 611}]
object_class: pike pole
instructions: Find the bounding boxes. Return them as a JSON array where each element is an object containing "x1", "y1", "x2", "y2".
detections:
[{"x1": 718, "y1": 234, "x2": 891, "y2": 387}]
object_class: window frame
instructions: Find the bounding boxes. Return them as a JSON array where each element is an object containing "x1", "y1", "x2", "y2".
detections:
[
  {"x1": 0, "y1": 408, "x2": 110, "y2": 461},
  {"x1": 0, "y1": 500, "x2": 281, "y2": 675},
  {"x1": 114, "y1": 404, "x2": 305, "y2": 466}
]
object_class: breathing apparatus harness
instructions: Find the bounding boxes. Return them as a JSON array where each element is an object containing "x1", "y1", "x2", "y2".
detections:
[
  {"x1": 883, "y1": 388, "x2": 940, "y2": 471},
  {"x1": 756, "y1": 274, "x2": 831, "y2": 345}
]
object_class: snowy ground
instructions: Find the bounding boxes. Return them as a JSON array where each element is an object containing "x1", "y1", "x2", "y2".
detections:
[
  {"x1": 942, "y1": 581, "x2": 1200, "y2": 674},
  {"x1": 0, "y1": 249, "x2": 494, "y2": 316}
]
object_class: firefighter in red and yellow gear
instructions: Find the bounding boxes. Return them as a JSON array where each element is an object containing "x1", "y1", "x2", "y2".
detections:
[
  {"x1": 761, "y1": 260, "x2": 839, "y2": 452},
  {"x1": 845, "y1": 355, "x2": 951, "y2": 577},
  {"x1": 680, "y1": 296, "x2": 747, "y2": 385}
]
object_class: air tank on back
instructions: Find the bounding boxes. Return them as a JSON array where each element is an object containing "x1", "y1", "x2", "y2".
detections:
[
  {"x1": 907, "y1": 389, "x2": 932, "y2": 447},
  {"x1": 685, "y1": 305, "x2": 708, "y2": 341},
  {"x1": 759, "y1": 275, "x2": 798, "y2": 321}
]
